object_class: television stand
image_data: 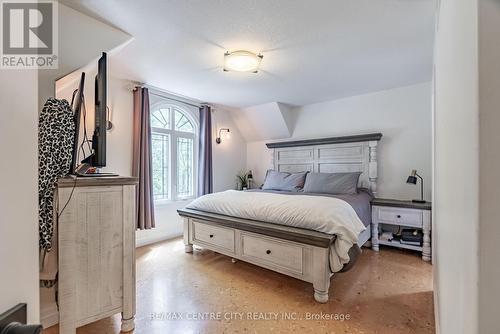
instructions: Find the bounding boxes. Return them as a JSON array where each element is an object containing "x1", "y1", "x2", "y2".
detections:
[{"x1": 78, "y1": 172, "x2": 119, "y2": 177}]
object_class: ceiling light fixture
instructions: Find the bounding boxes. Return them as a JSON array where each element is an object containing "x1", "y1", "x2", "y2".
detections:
[{"x1": 224, "y1": 50, "x2": 263, "y2": 73}]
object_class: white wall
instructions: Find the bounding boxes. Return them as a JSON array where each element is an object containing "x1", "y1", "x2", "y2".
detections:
[
  {"x1": 246, "y1": 82, "x2": 432, "y2": 200},
  {"x1": 0, "y1": 71, "x2": 40, "y2": 323},
  {"x1": 213, "y1": 107, "x2": 248, "y2": 192},
  {"x1": 434, "y1": 1, "x2": 479, "y2": 333},
  {"x1": 434, "y1": 1, "x2": 500, "y2": 333},
  {"x1": 56, "y1": 69, "x2": 134, "y2": 177}
]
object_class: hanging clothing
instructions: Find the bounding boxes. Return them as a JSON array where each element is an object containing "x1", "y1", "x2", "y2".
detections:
[{"x1": 38, "y1": 98, "x2": 75, "y2": 251}]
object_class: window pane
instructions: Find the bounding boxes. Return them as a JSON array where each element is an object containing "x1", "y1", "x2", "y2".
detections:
[
  {"x1": 151, "y1": 107, "x2": 171, "y2": 129},
  {"x1": 174, "y1": 109, "x2": 194, "y2": 133},
  {"x1": 151, "y1": 133, "x2": 170, "y2": 200},
  {"x1": 177, "y1": 137, "x2": 193, "y2": 197}
]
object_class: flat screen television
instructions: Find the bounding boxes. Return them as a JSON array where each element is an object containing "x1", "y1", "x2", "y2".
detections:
[
  {"x1": 76, "y1": 52, "x2": 117, "y2": 177},
  {"x1": 92, "y1": 52, "x2": 107, "y2": 167},
  {"x1": 81, "y1": 52, "x2": 107, "y2": 168},
  {"x1": 69, "y1": 72, "x2": 85, "y2": 174}
]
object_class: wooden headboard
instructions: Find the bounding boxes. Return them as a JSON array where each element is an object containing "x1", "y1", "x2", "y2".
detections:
[{"x1": 266, "y1": 133, "x2": 382, "y2": 195}]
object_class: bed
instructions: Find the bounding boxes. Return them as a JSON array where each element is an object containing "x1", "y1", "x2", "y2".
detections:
[{"x1": 177, "y1": 133, "x2": 382, "y2": 303}]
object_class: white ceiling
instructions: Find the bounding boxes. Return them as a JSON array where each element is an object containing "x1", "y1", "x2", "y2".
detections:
[
  {"x1": 60, "y1": 0, "x2": 436, "y2": 108},
  {"x1": 39, "y1": 3, "x2": 131, "y2": 108}
]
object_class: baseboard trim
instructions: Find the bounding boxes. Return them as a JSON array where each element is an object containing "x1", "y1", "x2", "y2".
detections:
[{"x1": 136, "y1": 232, "x2": 182, "y2": 248}]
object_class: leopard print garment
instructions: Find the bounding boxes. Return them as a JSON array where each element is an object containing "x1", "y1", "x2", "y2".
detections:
[{"x1": 39, "y1": 98, "x2": 75, "y2": 250}]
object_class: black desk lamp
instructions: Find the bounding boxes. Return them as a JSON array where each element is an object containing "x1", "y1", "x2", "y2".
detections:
[{"x1": 406, "y1": 170, "x2": 426, "y2": 203}]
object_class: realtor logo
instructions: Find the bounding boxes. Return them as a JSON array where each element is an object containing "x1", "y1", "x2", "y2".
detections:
[{"x1": 1, "y1": 0, "x2": 58, "y2": 68}]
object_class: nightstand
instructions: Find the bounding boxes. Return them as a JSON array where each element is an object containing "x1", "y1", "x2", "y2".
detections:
[{"x1": 371, "y1": 198, "x2": 432, "y2": 261}]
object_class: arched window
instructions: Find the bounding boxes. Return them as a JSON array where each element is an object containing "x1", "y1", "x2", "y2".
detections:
[{"x1": 150, "y1": 102, "x2": 197, "y2": 201}]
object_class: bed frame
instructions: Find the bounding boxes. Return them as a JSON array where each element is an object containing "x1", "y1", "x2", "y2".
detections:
[{"x1": 178, "y1": 133, "x2": 381, "y2": 303}]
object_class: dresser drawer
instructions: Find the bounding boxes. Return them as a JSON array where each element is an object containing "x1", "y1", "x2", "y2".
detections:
[
  {"x1": 192, "y1": 221, "x2": 235, "y2": 253},
  {"x1": 241, "y1": 233, "x2": 303, "y2": 274},
  {"x1": 376, "y1": 206, "x2": 423, "y2": 228}
]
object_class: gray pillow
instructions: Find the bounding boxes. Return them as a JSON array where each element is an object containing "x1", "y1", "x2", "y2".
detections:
[
  {"x1": 303, "y1": 172, "x2": 361, "y2": 195},
  {"x1": 262, "y1": 170, "x2": 308, "y2": 192}
]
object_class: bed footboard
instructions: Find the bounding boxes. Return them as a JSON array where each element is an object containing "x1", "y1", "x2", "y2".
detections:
[{"x1": 179, "y1": 208, "x2": 336, "y2": 303}]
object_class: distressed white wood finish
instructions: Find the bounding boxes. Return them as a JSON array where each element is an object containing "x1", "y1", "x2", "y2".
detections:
[
  {"x1": 58, "y1": 187, "x2": 78, "y2": 334},
  {"x1": 241, "y1": 233, "x2": 303, "y2": 274},
  {"x1": 357, "y1": 226, "x2": 371, "y2": 247},
  {"x1": 368, "y1": 141, "x2": 378, "y2": 195},
  {"x1": 273, "y1": 140, "x2": 379, "y2": 195},
  {"x1": 58, "y1": 180, "x2": 136, "y2": 334},
  {"x1": 376, "y1": 206, "x2": 423, "y2": 228},
  {"x1": 184, "y1": 214, "x2": 337, "y2": 303},
  {"x1": 183, "y1": 217, "x2": 193, "y2": 253},
  {"x1": 192, "y1": 221, "x2": 235, "y2": 253},
  {"x1": 312, "y1": 247, "x2": 331, "y2": 303},
  {"x1": 371, "y1": 205, "x2": 432, "y2": 261},
  {"x1": 271, "y1": 137, "x2": 379, "y2": 252},
  {"x1": 422, "y1": 210, "x2": 432, "y2": 261},
  {"x1": 180, "y1": 136, "x2": 381, "y2": 303},
  {"x1": 371, "y1": 222, "x2": 379, "y2": 252},
  {"x1": 121, "y1": 185, "x2": 136, "y2": 332},
  {"x1": 186, "y1": 218, "x2": 326, "y2": 301}
]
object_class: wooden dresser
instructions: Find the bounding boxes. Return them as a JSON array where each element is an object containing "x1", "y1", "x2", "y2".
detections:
[{"x1": 57, "y1": 176, "x2": 137, "y2": 334}]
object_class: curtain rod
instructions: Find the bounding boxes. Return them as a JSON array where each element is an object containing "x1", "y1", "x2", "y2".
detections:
[
  {"x1": 139, "y1": 84, "x2": 212, "y2": 109},
  {"x1": 148, "y1": 91, "x2": 203, "y2": 108}
]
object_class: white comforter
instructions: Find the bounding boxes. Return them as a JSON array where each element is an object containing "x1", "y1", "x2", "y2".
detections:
[{"x1": 187, "y1": 190, "x2": 366, "y2": 272}]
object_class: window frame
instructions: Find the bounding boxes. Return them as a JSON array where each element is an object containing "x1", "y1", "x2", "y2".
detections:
[{"x1": 150, "y1": 102, "x2": 198, "y2": 204}]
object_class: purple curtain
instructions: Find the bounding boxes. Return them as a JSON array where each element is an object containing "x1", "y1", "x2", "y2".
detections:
[
  {"x1": 132, "y1": 87, "x2": 155, "y2": 229},
  {"x1": 198, "y1": 105, "x2": 213, "y2": 196}
]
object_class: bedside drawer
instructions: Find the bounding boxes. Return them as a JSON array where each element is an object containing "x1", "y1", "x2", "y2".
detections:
[
  {"x1": 241, "y1": 233, "x2": 303, "y2": 274},
  {"x1": 192, "y1": 221, "x2": 235, "y2": 253},
  {"x1": 376, "y1": 206, "x2": 423, "y2": 228}
]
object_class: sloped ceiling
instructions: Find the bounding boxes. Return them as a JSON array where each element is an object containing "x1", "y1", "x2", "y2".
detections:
[
  {"x1": 231, "y1": 102, "x2": 295, "y2": 141},
  {"x1": 38, "y1": 3, "x2": 132, "y2": 108},
  {"x1": 59, "y1": 0, "x2": 436, "y2": 109}
]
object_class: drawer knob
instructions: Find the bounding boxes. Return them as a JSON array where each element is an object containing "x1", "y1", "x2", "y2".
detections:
[
  {"x1": 397, "y1": 215, "x2": 401, "y2": 218},
  {"x1": 266, "y1": 250, "x2": 271, "y2": 255},
  {"x1": 209, "y1": 234, "x2": 214, "y2": 238}
]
